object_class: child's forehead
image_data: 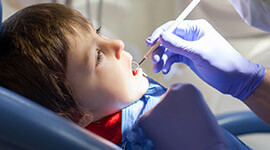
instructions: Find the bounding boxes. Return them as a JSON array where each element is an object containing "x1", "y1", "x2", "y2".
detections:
[
  {"x1": 84, "y1": 20, "x2": 95, "y2": 32},
  {"x1": 68, "y1": 16, "x2": 94, "y2": 34},
  {"x1": 82, "y1": 17, "x2": 95, "y2": 29},
  {"x1": 72, "y1": 20, "x2": 94, "y2": 34},
  {"x1": 66, "y1": 23, "x2": 95, "y2": 47},
  {"x1": 88, "y1": 19, "x2": 94, "y2": 28}
]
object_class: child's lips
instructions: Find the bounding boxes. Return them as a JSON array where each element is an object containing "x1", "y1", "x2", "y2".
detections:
[
  {"x1": 132, "y1": 67, "x2": 142, "y2": 76},
  {"x1": 132, "y1": 69, "x2": 138, "y2": 76}
]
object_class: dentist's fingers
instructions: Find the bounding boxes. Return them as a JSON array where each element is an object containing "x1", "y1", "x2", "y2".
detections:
[
  {"x1": 162, "y1": 54, "x2": 193, "y2": 74},
  {"x1": 153, "y1": 60, "x2": 164, "y2": 73},
  {"x1": 160, "y1": 31, "x2": 199, "y2": 59},
  {"x1": 152, "y1": 46, "x2": 165, "y2": 73},
  {"x1": 162, "y1": 55, "x2": 181, "y2": 74},
  {"x1": 160, "y1": 50, "x2": 177, "y2": 74},
  {"x1": 151, "y1": 46, "x2": 165, "y2": 64},
  {"x1": 146, "y1": 21, "x2": 174, "y2": 47}
]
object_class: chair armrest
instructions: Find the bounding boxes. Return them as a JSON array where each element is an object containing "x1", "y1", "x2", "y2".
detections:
[{"x1": 216, "y1": 111, "x2": 270, "y2": 136}]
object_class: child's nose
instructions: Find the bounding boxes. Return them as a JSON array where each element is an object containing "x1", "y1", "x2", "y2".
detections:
[{"x1": 110, "y1": 39, "x2": 124, "y2": 60}]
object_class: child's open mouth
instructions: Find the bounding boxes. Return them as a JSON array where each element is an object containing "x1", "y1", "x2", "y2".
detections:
[
  {"x1": 132, "y1": 67, "x2": 142, "y2": 76},
  {"x1": 132, "y1": 68, "x2": 139, "y2": 76},
  {"x1": 131, "y1": 61, "x2": 140, "y2": 76}
]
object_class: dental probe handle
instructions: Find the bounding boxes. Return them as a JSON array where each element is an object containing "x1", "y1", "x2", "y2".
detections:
[
  {"x1": 138, "y1": 41, "x2": 160, "y2": 65},
  {"x1": 139, "y1": 0, "x2": 201, "y2": 66}
]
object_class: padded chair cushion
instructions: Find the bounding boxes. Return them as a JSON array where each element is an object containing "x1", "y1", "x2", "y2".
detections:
[{"x1": 0, "y1": 86, "x2": 120, "y2": 150}]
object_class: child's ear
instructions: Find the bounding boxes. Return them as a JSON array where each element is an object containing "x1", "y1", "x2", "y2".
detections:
[{"x1": 78, "y1": 112, "x2": 93, "y2": 127}]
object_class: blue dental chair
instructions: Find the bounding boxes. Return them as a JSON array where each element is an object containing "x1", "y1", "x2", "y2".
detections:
[
  {"x1": 0, "y1": 86, "x2": 121, "y2": 150},
  {"x1": 216, "y1": 111, "x2": 270, "y2": 136},
  {"x1": 1, "y1": 1, "x2": 270, "y2": 150},
  {"x1": 1, "y1": 85, "x2": 270, "y2": 149}
]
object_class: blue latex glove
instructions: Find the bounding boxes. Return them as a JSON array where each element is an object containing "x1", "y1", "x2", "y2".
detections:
[
  {"x1": 146, "y1": 20, "x2": 265, "y2": 100},
  {"x1": 139, "y1": 83, "x2": 228, "y2": 150}
]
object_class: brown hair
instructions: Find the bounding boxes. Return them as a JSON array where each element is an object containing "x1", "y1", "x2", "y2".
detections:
[{"x1": 0, "y1": 3, "x2": 90, "y2": 123}]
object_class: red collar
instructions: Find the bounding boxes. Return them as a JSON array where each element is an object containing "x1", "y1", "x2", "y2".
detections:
[{"x1": 85, "y1": 111, "x2": 122, "y2": 145}]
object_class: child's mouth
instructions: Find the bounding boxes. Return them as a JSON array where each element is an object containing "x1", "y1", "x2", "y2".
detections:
[
  {"x1": 132, "y1": 69, "x2": 139, "y2": 76},
  {"x1": 132, "y1": 67, "x2": 142, "y2": 76},
  {"x1": 131, "y1": 61, "x2": 140, "y2": 76}
]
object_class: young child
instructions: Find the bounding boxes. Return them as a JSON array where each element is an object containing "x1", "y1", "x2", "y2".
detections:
[{"x1": 0, "y1": 3, "x2": 251, "y2": 150}]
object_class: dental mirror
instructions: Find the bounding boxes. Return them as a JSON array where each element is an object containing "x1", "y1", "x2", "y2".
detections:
[{"x1": 132, "y1": 61, "x2": 140, "y2": 71}]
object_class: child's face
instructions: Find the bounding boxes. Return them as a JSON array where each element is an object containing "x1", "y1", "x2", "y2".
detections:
[{"x1": 66, "y1": 24, "x2": 149, "y2": 121}]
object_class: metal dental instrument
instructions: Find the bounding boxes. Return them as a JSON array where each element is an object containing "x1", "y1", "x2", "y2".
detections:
[
  {"x1": 138, "y1": 0, "x2": 201, "y2": 66},
  {"x1": 132, "y1": 61, "x2": 140, "y2": 71}
]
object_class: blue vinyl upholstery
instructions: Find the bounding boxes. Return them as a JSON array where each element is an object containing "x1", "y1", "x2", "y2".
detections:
[
  {"x1": 1, "y1": 83, "x2": 269, "y2": 149},
  {"x1": 1, "y1": 1, "x2": 270, "y2": 149},
  {"x1": 217, "y1": 111, "x2": 270, "y2": 136},
  {"x1": 0, "y1": 85, "x2": 121, "y2": 150}
]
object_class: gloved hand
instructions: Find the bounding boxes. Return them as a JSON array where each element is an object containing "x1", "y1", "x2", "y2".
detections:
[
  {"x1": 146, "y1": 19, "x2": 265, "y2": 100},
  {"x1": 139, "y1": 83, "x2": 228, "y2": 150}
]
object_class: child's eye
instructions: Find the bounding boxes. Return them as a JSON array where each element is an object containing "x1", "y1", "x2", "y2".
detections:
[{"x1": 96, "y1": 49, "x2": 103, "y2": 66}]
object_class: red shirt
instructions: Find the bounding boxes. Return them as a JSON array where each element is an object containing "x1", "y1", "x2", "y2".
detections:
[{"x1": 85, "y1": 111, "x2": 122, "y2": 145}]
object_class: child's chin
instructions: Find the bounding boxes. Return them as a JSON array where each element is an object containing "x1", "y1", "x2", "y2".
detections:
[
  {"x1": 129, "y1": 76, "x2": 149, "y2": 100},
  {"x1": 139, "y1": 77, "x2": 149, "y2": 95}
]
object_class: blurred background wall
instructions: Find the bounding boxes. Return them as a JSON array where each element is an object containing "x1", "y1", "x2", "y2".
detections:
[{"x1": 2, "y1": 0, "x2": 270, "y2": 148}]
